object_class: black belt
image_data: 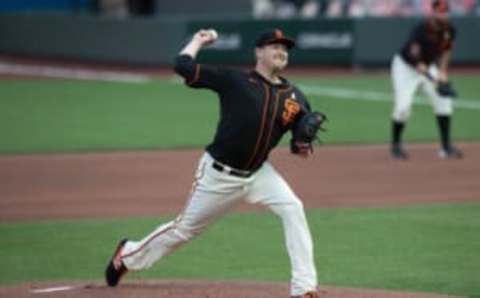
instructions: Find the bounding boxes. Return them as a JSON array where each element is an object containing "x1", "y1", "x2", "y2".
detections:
[{"x1": 212, "y1": 161, "x2": 253, "y2": 178}]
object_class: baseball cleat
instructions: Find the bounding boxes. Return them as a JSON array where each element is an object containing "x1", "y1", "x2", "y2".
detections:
[
  {"x1": 105, "y1": 238, "x2": 128, "y2": 287},
  {"x1": 291, "y1": 291, "x2": 320, "y2": 298},
  {"x1": 391, "y1": 145, "x2": 408, "y2": 160},
  {"x1": 438, "y1": 146, "x2": 463, "y2": 159}
]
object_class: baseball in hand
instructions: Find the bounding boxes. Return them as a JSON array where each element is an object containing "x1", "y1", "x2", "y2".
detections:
[{"x1": 207, "y1": 29, "x2": 218, "y2": 40}]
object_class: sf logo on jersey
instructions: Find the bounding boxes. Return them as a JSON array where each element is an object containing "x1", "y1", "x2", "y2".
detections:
[{"x1": 282, "y1": 93, "x2": 300, "y2": 126}]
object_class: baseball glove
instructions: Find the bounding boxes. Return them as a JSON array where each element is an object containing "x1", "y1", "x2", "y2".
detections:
[
  {"x1": 290, "y1": 111, "x2": 327, "y2": 154},
  {"x1": 437, "y1": 81, "x2": 457, "y2": 98}
]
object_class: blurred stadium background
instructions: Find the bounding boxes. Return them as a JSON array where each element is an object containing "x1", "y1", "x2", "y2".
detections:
[
  {"x1": 0, "y1": 0, "x2": 479, "y2": 68},
  {"x1": 1, "y1": 2, "x2": 480, "y2": 296},
  {"x1": 0, "y1": 0, "x2": 479, "y2": 18},
  {"x1": 1, "y1": 0, "x2": 479, "y2": 154}
]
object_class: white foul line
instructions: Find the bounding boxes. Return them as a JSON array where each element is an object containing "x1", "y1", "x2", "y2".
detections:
[
  {"x1": 4, "y1": 63, "x2": 476, "y2": 110},
  {"x1": 300, "y1": 84, "x2": 480, "y2": 110},
  {"x1": 30, "y1": 285, "x2": 76, "y2": 293},
  {"x1": 0, "y1": 62, "x2": 152, "y2": 83}
]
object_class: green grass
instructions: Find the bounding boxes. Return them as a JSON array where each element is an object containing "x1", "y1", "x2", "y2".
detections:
[
  {"x1": 1, "y1": 74, "x2": 479, "y2": 298},
  {"x1": 296, "y1": 74, "x2": 480, "y2": 144},
  {"x1": 1, "y1": 202, "x2": 479, "y2": 296},
  {"x1": 0, "y1": 79, "x2": 219, "y2": 153},
  {"x1": 0, "y1": 73, "x2": 479, "y2": 154}
]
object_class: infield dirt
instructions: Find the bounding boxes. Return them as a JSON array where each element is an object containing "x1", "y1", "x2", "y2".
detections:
[{"x1": 1, "y1": 143, "x2": 478, "y2": 297}]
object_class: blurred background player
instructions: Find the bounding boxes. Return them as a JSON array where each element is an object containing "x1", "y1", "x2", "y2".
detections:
[{"x1": 390, "y1": 0, "x2": 463, "y2": 160}]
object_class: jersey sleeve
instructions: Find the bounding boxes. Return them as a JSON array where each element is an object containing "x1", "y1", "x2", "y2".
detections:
[
  {"x1": 288, "y1": 87, "x2": 312, "y2": 133},
  {"x1": 443, "y1": 25, "x2": 456, "y2": 51},
  {"x1": 405, "y1": 24, "x2": 426, "y2": 65},
  {"x1": 295, "y1": 88, "x2": 312, "y2": 114},
  {"x1": 173, "y1": 54, "x2": 231, "y2": 92}
]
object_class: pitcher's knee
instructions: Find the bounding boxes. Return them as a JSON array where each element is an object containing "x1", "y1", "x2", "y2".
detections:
[
  {"x1": 175, "y1": 224, "x2": 204, "y2": 242},
  {"x1": 434, "y1": 102, "x2": 453, "y2": 115},
  {"x1": 283, "y1": 199, "x2": 305, "y2": 215},
  {"x1": 392, "y1": 107, "x2": 411, "y2": 122}
]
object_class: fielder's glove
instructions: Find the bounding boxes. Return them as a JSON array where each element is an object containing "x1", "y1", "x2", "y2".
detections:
[
  {"x1": 290, "y1": 111, "x2": 327, "y2": 155},
  {"x1": 437, "y1": 81, "x2": 457, "y2": 98}
]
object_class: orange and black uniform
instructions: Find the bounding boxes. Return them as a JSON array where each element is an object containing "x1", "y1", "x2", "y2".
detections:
[
  {"x1": 174, "y1": 54, "x2": 311, "y2": 172},
  {"x1": 390, "y1": 12, "x2": 462, "y2": 160},
  {"x1": 400, "y1": 19, "x2": 455, "y2": 66}
]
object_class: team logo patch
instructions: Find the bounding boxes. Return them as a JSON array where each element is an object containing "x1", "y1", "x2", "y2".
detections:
[{"x1": 282, "y1": 97, "x2": 300, "y2": 126}]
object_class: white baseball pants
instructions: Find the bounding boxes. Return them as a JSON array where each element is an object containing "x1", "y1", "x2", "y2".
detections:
[
  {"x1": 391, "y1": 54, "x2": 453, "y2": 122},
  {"x1": 120, "y1": 152, "x2": 318, "y2": 296}
]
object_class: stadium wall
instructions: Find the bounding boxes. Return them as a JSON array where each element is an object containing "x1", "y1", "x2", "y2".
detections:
[{"x1": 0, "y1": 14, "x2": 479, "y2": 66}]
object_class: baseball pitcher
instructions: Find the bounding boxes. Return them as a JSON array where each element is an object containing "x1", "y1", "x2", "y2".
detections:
[
  {"x1": 105, "y1": 28, "x2": 326, "y2": 298},
  {"x1": 391, "y1": 0, "x2": 462, "y2": 160}
]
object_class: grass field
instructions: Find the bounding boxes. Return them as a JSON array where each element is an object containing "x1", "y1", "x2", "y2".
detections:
[
  {"x1": 1, "y1": 203, "x2": 479, "y2": 296},
  {"x1": 1, "y1": 72, "x2": 479, "y2": 296},
  {"x1": 0, "y1": 73, "x2": 479, "y2": 154}
]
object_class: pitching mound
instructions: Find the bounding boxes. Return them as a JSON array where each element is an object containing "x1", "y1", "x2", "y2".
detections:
[{"x1": 1, "y1": 280, "x2": 457, "y2": 298}]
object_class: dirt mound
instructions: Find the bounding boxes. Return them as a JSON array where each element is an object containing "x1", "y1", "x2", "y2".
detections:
[
  {"x1": 1, "y1": 143, "x2": 477, "y2": 298},
  {"x1": 1, "y1": 280, "x2": 458, "y2": 298},
  {"x1": 1, "y1": 143, "x2": 479, "y2": 221}
]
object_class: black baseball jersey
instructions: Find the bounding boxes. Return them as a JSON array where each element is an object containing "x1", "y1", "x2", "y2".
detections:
[
  {"x1": 400, "y1": 19, "x2": 455, "y2": 66},
  {"x1": 174, "y1": 54, "x2": 311, "y2": 172}
]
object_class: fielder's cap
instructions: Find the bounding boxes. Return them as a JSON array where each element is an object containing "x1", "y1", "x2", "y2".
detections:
[
  {"x1": 255, "y1": 29, "x2": 295, "y2": 50},
  {"x1": 432, "y1": 0, "x2": 449, "y2": 12}
]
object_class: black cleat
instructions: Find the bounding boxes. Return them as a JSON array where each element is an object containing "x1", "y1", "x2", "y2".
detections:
[
  {"x1": 438, "y1": 146, "x2": 463, "y2": 159},
  {"x1": 391, "y1": 145, "x2": 408, "y2": 160},
  {"x1": 105, "y1": 238, "x2": 128, "y2": 287}
]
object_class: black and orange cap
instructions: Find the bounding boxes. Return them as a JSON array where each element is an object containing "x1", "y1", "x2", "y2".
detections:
[
  {"x1": 432, "y1": 0, "x2": 449, "y2": 13},
  {"x1": 255, "y1": 29, "x2": 295, "y2": 50}
]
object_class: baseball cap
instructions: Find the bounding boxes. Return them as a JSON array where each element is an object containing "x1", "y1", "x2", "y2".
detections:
[
  {"x1": 432, "y1": 0, "x2": 449, "y2": 12},
  {"x1": 255, "y1": 29, "x2": 295, "y2": 50}
]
